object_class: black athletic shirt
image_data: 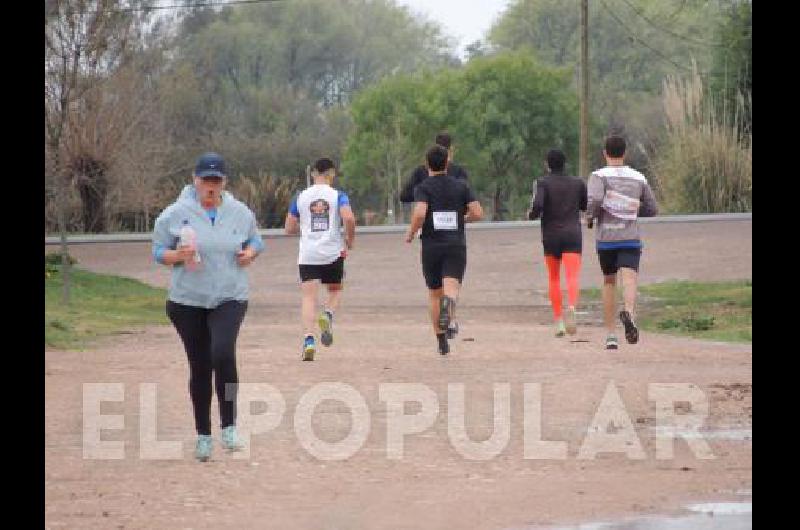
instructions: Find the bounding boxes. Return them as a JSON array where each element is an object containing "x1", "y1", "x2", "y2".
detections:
[
  {"x1": 400, "y1": 163, "x2": 468, "y2": 203},
  {"x1": 528, "y1": 172, "x2": 588, "y2": 256},
  {"x1": 414, "y1": 174, "x2": 477, "y2": 247}
]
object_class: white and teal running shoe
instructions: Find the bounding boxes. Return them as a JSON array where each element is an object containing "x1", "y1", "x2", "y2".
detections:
[
  {"x1": 195, "y1": 434, "x2": 213, "y2": 462},
  {"x1": 221, "y1": 425, "x2": 243, "y2": 452}
]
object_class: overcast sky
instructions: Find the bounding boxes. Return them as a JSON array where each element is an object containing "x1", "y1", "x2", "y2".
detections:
[{"x1": 395, "y1": 0, "x2": 511, "y2": 58}]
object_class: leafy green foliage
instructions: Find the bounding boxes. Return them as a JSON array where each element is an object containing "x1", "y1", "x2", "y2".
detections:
[
  {"x1": 709, "y1": 0, "x2": 752, "y2": 135},
  {"x1": 343, "y1": 52, "x2": 579, "y2": 219}
]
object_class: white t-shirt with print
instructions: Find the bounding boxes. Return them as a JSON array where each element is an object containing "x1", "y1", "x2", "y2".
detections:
[{"x1": 290, "y1": 184, "x2": 349, "y2": 265}]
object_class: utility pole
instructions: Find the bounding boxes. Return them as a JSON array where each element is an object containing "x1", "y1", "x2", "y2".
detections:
[
  {"x1": 58, "y1": 182, "x2": 71, "y2": 304},
  {"x1": 579, "y1": 0, "x2": 590, "y2": 178}
]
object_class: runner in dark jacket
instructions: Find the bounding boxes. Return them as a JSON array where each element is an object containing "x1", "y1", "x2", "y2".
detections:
[{"x1": 528, "y1": 149, "x2": 587, "y2": 337}]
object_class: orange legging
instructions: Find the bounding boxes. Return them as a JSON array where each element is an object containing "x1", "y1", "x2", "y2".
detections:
[{"x1": 544, "y1": 253, "x2": 581, "y2": 320}]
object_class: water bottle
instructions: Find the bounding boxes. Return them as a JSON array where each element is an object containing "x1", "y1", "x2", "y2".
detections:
[{"x1": 179, "y1": 221, "x2": 201, "y2": 271}]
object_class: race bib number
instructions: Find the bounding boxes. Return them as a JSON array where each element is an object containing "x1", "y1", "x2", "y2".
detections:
[
  {"x1": 432, "y1": 211, "x2": 458, "y2": 230},
  {"x1": 309, "y1": 199, "x2": 331, "y2": 232},
  {"x1": 602, "y1": 190, "x2": 640, "y2": 220}
]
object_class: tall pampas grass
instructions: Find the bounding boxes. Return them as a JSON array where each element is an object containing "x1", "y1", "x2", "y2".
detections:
[{"x1": 650, "y1": 64, "x2": 751, "y2": 213}]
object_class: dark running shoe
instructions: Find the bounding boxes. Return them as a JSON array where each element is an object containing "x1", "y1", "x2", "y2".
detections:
[
  {"x1": 438, "y1": 296, "x2": 453, "y2": 333},
  {"x1": 446, "y1": 321, "x2": 459, "y2": 340},
  {"x1": 619, "y1": 310, "x2": 639, "y2": 344},
  {"x1": 437, "y1": 333, "x2": 449, "y2": 355}
]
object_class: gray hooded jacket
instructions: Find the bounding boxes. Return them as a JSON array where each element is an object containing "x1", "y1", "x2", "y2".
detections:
[{"x1": 152, "y1": 185, "x2": 264, "y2": 308}]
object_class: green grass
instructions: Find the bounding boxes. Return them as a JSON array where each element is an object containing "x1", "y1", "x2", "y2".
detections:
[
  {"x1": 46, "y1": 267, "x2": 168, "y2": 350},
  {"x1": 581, "y1": 279, "x2": 751, "y2": 343}
]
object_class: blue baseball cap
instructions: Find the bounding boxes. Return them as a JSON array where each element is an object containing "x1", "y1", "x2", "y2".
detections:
[{"x1": 194, "y1": 152, "x2": 227, "y2": 178}]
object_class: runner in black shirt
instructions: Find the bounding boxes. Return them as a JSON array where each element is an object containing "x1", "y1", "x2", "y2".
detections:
[
  {"x1": 527, "y1": 149, "x2": 587, "y2": 337},
  {"x1": 399, "y1": 132, "x2": 468, "y2": 203},
  {"x1": 405, "y1": 145, "x2": 483, "y2": 355}
]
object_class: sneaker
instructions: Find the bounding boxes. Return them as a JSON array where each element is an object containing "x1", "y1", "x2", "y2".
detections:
[
  {"x1": 619, "y1": 310, "x2": 639, "y2": 344},
  {"x1": 318, "y1": 310, "x2": 333, "y2": 347},
  {"x1": 438, "y1": 296, "x2": 453, "y2": 333},
  {"x1": 221, "y1": 425, "x2": 243, "y2": 452},
  {"x1": 605, "y1": 335, "x2": 619, "y2": 350},
  {"x1": 437, "y1": 333, "x2": 449, "y2": 355},
  {"x1": 446, "y1": 321, "x2": 459, "y2": 340},
  {"x1": 302, "y1": 335, "x2": 316, "y2": 361},
  {"x1": 555, "y1": 320, "x2": 566, "y2": 337},
  {"x1": 564, "y1": 306, "x2": 577, "y2": 335},
  {"x1": 195, "y1": 434, "x2": 213, "y2": 462}
]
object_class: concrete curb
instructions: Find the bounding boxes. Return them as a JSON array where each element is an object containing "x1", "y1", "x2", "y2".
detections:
[{"x1": 45, "y1": 213, "x2": 752, "y2": 245}]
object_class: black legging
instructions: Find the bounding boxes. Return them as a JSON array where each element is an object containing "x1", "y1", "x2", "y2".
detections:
[{"x1": 166, "y1": 300, "x2": 248, "y2": 435}]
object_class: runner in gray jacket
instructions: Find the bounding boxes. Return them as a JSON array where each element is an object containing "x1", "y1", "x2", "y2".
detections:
[
  {"x1": 586, "y1": 136, "x2": 658, "y2": 349},
  {"x1": 152, "y1": 152, "x2": 264, "y2": 461}
]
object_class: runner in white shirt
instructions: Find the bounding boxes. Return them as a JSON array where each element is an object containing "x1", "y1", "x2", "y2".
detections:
[{"x1": 285, "y1": 158, "x2": 356, "y2": 361}]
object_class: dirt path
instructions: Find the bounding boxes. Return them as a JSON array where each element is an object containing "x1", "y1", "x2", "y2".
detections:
[{"x1": 45, "y1": 221, "x2": 752, "y2": 529}]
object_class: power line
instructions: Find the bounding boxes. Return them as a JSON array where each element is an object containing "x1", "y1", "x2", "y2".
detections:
[
  {"x1": 61, "y1": 0, "x2": 285, "y2": 15},
  {"x1": 665, "y1": 0, "x2": 687, "y2": 23},
  {"x1": 617, "y1": 0, "x2": 724, "y2": 48},
  {"x1": 134, "y1": 0, "x2": 284, "y2": 11},
  {"x1": 603, "y1": 2, "x2": 734, "y2": 81},
  {"x1": 600, "y1": 0, "x2": 705, "y2": 75},
  {"x1": 579, "y1": 0, "x2": 588, "y2": 178}
]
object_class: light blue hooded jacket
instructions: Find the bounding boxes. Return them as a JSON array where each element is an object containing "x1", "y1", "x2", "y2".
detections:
[{"x1": 152, "y1": 185, "x2": 265, "y2": 309}]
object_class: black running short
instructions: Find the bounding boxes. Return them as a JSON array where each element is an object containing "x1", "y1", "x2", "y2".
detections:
[
  {"x1": 597, "y1": 247, "x2": 642, "y2": 275},
  {"x1": 542, "y1": 234, "x2": 582, "y2": 258},
  {"x1": 421, "y1": 244, "x2": 467, "y2": 290},
  {"x1": 299, "y1": 257, "x2": 345, "y2": 284}
]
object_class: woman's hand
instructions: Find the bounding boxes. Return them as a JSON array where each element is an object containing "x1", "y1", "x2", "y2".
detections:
[
  {"x1": 162, "y1": 245, "x2": 195, "y2": 265},
  {"x1": 237, "y1": 247, "x2": 258, "y2": 267},
  {"x1": 175, "y1": 245, "x2": 196, "y2": 263},
  {"x1": 159, "y1": 245, "x2": 196, "y2": 266}
]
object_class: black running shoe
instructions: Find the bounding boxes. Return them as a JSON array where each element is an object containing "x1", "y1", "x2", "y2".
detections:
[
  {"x1": 619, "y1": 310, "x2": 639, "y2": 344},
  {"x1": 446, "y1": 322, "x2": 459, "y2": 339},
  {"x1": 438, "y1": 296, "x2": 453, "y2": 333},
  {"x1": 437, "y1": 333, "x2": 449, "y2": 355}
]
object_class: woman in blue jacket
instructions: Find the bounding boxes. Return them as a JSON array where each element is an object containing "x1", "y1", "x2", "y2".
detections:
[{"x1": 152, "y1": 152, "x2": 264, "y2": 461}]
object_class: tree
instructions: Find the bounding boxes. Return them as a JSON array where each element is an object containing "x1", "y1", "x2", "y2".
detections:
[
  {"x1": 342, "y1": 53, "x2": 580, "y2": 221},
  {"x1": 62, "y1": 58, "x2": 174, "y2": 232},
  {"x1": 449, "y1": 53, "x2": 579, "y2": 219},
  {"x1": 45, "y1": 0, "x2": 158, "y2": 302},
  {"x1": 487, "y1": 0, "x2": 721, "y2": 146},
  {"x1": 709, "y1": 0, "x2": 751, "y2": 136},
  {"x1": 155, "y1": 0, "x2": 457, "y2": 214},
  {"x1": 341, "y1": 74, "x2": 441, "y2": 223},
  {"x1": 171, "y1": 0, "x2": 454, "y2": 108}
]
